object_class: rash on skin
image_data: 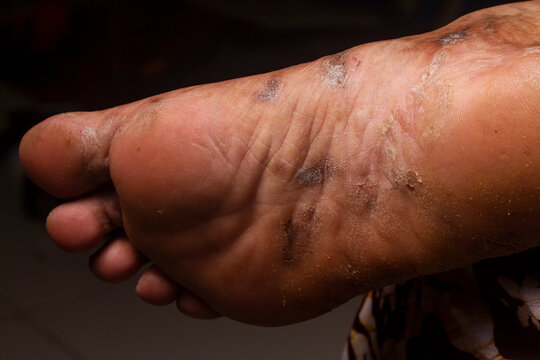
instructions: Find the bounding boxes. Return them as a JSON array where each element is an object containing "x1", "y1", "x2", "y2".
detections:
[
  {"x1": 282, "y1": 219, "x2": 297, "y2": 263},
  {"x1": 394, "y1": 170, "x2": 423, "y2": 192},
  {"x1": 322, "y1": 52, "x2": 348, "y2": 88},
  {"x1": 444, "y1": 10, "x2": 538, "y2": 49},
  {"x1": 408, "y1": 6, "x2": 539, "y2": 147},
  {"x1": 282, "y1": 208, "x2": 316, "y2": 264},
  {"x1": 257, "y1": 77, "x2": 282, "y2": 101},
  {"x1": 295, "y1": 159, "x2": 334, "y2": 186},
  {"x1": 351, "y1": 181, "x2": 379, "y2": 213},
  {"x1": 401, "y1": 5, "x2": 539, "y2": 56},
  {"x1": 438, "y1": 29, "x2": 468, "y2": 45}
]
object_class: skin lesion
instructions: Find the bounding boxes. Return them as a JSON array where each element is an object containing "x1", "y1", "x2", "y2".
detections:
[
  {"x1": 440, "y1": 5, "x2": 539, "y2": 49},
  {"x1": 281, "y1": 207, "x2": 318, "y2": 264},
  {"x1": 401, "y1": 3, "x2": 539, "y2": 57},
  {"x1": 321, "y1": 51, "x2": 348, "y2": 88},
  {"x1": 256, "y1": 77, "x2": 283, "y2": 101},
  {"x1": 294, "y1": 158, "x2": 335, "y2": 187},
  {"x1": 438, "y1": 29, "x2": 468, "y2": 46}
]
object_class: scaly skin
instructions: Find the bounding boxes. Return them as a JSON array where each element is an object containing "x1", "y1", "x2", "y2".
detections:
[{"x1": 19, "y1": 2, "x2": 540, "y2": 325}]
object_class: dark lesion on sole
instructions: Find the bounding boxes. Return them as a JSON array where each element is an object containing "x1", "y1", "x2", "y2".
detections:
[
  {"x1": 438, "y1": 29, "x2": 468, "y2": 46},
  {"x1": 282, "y1": 219, "x2": 297, "y2": 263},
  {"x1": 281, "y1": 208, "x2": 317, "y2": 264},
  {"x1": 294, "y1": 159, "x2": 334, "y2": 187},
  {"x1": 441, "y1": 8, "x2": 538, "y2": 48},
  {"x1": 407, "y1": 5, "x2": 540, "y2": 54},
  {"x1": 256, "y1": 77, "x2": 282, "y2": 101}
]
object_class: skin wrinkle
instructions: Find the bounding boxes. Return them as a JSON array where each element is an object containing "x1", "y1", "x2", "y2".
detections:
[
  {"x1": 208, "y1": 128, "x2": 234, "y2": 167},
  {"x1": 236, "y1": 105, "x2": 269, "y2": 174},
  {"x1": 277, "y1": 94, "x2": 304, "y2": 155},
  {"x1": 239, "y1": 143, "x2": 275, "y2": 205},
  {"x1": 276, "y1": 96, "x2": 320, "y2": 184},
  {"x1": 80, "y1": 115, "x2": 120, "y2": 175},
  {"x1": 306, "y1": 90, "x2": 331, "y2": 147},
  {"x1": 103, "y1": 194, "x2": 123, "y2": 227},
  {"x1": 283, "y1": 85, "x2": 343, "y2": 259},
  {"x1": 22, "y1": 2, "x2": 540, "y2": 329},
  {"x1": 342, "y1": 61, "x2": 367, "y2": 138},
  {"x1": 269, "y1": 96, "x2": 310, "y2": 183},
  {"x1": 226, "y1": 107, "x2": 281, "y2": 212},
  {"x1": 265, "y1": 82, "x2": 329, "y2": 187},
  {"x1": 294, "y1": 79, "x2": 343, "y2": 188}
]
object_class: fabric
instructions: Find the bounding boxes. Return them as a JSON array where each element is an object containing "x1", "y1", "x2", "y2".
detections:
[{"x1": 343, "y1": 246, "x2": 540, "y2": 360}]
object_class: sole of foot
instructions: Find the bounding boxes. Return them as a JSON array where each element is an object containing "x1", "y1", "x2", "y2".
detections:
[{"x1": 20, "y1": 2, "x2": 540, "y2": 325}]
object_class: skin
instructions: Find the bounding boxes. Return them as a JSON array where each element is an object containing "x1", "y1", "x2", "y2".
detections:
[{"x1": 19, "y1": 2, "x2": 540, "y2": 326}]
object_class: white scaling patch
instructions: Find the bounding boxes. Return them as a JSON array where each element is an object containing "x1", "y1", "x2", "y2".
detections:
[
  {"x1": 411, "y1": 52, "x2": 448, "y2": 99},
  {"x1": 518, "y1": 53, "x2": 540, "y2": 88},
  {"x1": 423, "y1": 52, "x2": 447, "y2": 84},
  {"x1": 411, "y1": 52, "x2": 453, "y2": 142},
  {"x1": 524, "y1": 46, "x2": 540, "y2": 55},
  {"x1": 81, "y1": 127, "x2": 99, "y2": 148},
  {"x1": 117, "y1": 103, "x2": 163, "y2": 136},
  {"x1": 80, "y1": 126, "x2": 106, "y2": 170},
  {"x1": 439, "y1": 30, "x2": 467, "y2": 46}
]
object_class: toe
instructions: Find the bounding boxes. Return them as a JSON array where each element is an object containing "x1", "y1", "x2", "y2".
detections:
[
  {"x1": 136, "y1": 266, "x2": 180, "y2": 305},
  {"x1": 89, "y1": 236, "x2": 148, "y2": 283},
  {"x1": 177, "y1": 291, "x2": 222, "y2": 320},
  {"x1": 19, "y1": 111, "x2": 119, "y2": 198},
  {"x1": 46, "y1": 190, "x2": 122, "y2": 252}
]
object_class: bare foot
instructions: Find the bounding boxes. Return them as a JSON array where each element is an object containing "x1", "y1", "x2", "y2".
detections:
[{"x1": 19, "y1": 2, "x2": 540, "y2": 326}]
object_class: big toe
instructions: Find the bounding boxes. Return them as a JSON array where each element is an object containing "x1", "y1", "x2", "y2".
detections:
[{"x1": 19, "y1": 111, "x2": 118, "y2": 198}]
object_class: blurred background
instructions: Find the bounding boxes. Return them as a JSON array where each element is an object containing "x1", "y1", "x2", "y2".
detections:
[{"x1": 0, "y1": 0, "x2": 510, "y2": 359}]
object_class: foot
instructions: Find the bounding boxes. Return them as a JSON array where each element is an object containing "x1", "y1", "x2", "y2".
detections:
[{"x1": 19, "y1": 2, "x2": 540, "y2": 325}]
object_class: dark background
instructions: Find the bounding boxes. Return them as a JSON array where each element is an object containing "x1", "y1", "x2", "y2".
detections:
[
  {"x1": 0, "y1": 1, "x2": 511, "y2": 359},
  {"x1": 1, "y1": 0, "x2": 509, "y2": 151}
]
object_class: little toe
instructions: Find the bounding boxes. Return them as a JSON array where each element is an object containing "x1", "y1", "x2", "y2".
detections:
[
  {"x1": 177, "y1": 291, "x2": 222, "y2": 320},
  {"x1": 19, "y1": 111, "x2": 119, "y2": 198},
  {"x1": 136, "y1": 266, "x2": 180, "y2": 305},
  {"x1": 46, "y1": 190, "x2": 122, "y2": 252},
  {"x1": 89, "y1": 236, "x2": 148, "y2": 283}
]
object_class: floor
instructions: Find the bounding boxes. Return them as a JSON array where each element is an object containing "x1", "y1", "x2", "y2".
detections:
[{"x1": 0, "y1": 146, "x2": 362, "y2": 360}]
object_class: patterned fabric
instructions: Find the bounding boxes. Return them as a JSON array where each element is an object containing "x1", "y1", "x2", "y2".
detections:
[{"x1": 343, "y1": 247, "x2": 540, "y2": 360}]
